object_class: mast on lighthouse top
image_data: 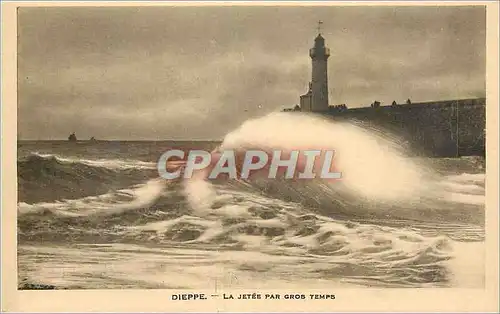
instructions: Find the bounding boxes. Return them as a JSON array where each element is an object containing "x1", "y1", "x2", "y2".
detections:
[{"x1": 317, "y1": 20, "x2": 323, "y2": 35}]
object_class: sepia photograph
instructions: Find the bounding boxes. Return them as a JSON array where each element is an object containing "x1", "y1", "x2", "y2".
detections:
[{"x1": 3, "y1": 1, "x2": 499, "y2": 312}]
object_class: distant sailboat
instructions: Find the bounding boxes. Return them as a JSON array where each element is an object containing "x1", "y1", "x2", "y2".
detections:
[
  {"x1": 90, "y1": 136, "x2": 97, "y2": 142},
  {"x1": 68, "y1": 132, "x2": 77, "y2": 142}
]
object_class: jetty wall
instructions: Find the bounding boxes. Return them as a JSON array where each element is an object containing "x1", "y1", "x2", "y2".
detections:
[{"x1": 320, "y1": 98, "x2": 486, "y2": 157}]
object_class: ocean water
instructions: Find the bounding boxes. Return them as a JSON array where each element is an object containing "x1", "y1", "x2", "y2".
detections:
[{"x1": 17, "y1": 113, "x2": 485, "y2": 289}]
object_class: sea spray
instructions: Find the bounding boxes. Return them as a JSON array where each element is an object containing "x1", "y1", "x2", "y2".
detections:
[
  {"x1": 182, "y1": 177, "x2": 218, "y2": 216},
  {"x1": 219, "y1": 111, "x2": 427, "y2": 202}
]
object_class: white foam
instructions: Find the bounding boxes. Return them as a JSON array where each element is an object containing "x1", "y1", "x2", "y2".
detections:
[
  {"x1": 445, "y1": 192, "x2": 485, "y2": 205},
  {"x1": 28, "y1": 152, "x2": 156, "y2": 170},
  {"x1": 440, "y1": 181, "x2": 484, "y2": 194},
  {"x1": 446, "y1": 173, "x2": 485, "y2": 184}
]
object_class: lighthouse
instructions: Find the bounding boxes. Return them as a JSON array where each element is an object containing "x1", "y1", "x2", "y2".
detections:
[{"x1": 309, "y1": 21, "x2": 330, "y2": 112}]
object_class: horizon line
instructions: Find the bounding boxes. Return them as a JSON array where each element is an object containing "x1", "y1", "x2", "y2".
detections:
[{"x1": 17, "y1": 139, "x2": 224, "y2": 142}]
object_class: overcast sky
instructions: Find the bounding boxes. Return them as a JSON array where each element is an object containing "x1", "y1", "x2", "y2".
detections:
[{"x1": 18, "y1": 5, "x2": 486, "y2": 140}]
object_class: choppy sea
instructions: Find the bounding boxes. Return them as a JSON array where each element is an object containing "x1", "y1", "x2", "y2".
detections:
[{"x1": 17, "y1": 113, "x2": 485, "y2": 289}]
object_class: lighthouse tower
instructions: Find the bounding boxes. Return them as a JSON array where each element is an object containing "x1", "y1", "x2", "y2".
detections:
[{"x1": 309, "y1": 21, "x2": 330, "y2": 112}]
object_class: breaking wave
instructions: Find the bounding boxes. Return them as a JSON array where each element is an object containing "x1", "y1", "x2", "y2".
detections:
[{"x1": 17, "y1": 152, "x2": 157, "y2": 204}]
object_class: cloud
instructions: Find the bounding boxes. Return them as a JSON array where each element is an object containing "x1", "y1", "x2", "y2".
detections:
[{"x1": 17, "y1": 5, "x2": 486, "y2": 140}]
